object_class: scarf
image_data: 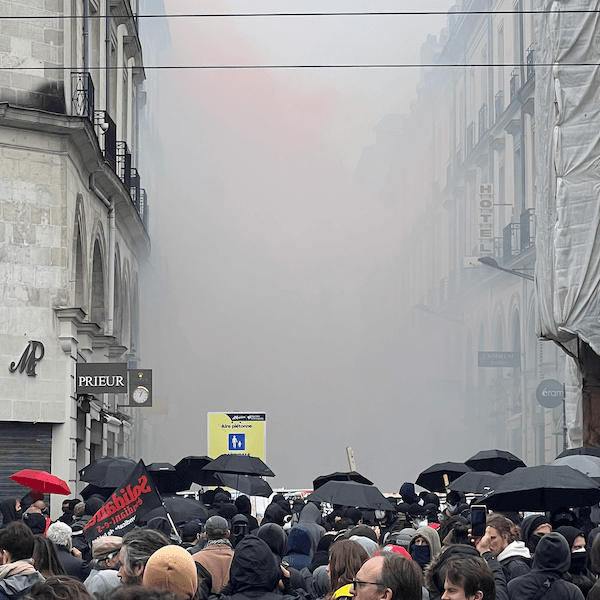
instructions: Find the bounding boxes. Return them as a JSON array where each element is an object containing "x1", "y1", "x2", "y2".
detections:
[
  {"x1": 0, "y1": 559, "x2": 36, "y2": 580},
  {"x1": 206, "y1": 539, "x2": 233, "y2": 549}
]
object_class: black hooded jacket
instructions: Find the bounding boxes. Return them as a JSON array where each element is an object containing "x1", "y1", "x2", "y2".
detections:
[
  {"x1": 221, "y1": 535, "x2": 299, "y2": 600},
  {"x1": 0, "y1": 499, "x2": 20, "y2": 529},
  {"x1": 235, "y1": 496, "x2": 259, "y2": 531},
  {"x1": 507, "y1": 533, "x2": 585, "y2": 600}
]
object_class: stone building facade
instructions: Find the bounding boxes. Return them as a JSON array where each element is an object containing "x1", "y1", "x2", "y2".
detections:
[
  {"x1": 358, "y1": 0, "x2": 569, "y2": 464},
  {"x1": 0, "y1": 0, "x2": 151, "y2": 509}
]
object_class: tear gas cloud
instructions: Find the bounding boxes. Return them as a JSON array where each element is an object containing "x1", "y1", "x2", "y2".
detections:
[{"x1": 139, "y1": 0, "x2": 482, "y2": 493}]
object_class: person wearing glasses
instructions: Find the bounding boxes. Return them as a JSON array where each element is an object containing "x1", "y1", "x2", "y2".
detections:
[{"x1": 351, "y1": 552, "x2": 423, "y2": 600}]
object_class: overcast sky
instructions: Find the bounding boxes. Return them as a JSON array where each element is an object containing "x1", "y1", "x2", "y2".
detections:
[{"x1": 140, "y1": 0, "x2": 475, "y2": 493}]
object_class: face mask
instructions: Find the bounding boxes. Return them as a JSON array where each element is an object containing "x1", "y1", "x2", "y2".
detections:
[
  {"x1": 375, "y1": 510, "x2": 386, "y2": 521},
  {"x1": 446, "y1": 504, "x2": 457, "y2": 515},
  {"x1": 529, "y1": 533, "x2": 544, "y2": 552},
  {"x1": 570, "y1": 549, "x2": 587, "y2": 574},
  {"x1": 410, "y1": 544, "x2": 431, "y2": 568}
]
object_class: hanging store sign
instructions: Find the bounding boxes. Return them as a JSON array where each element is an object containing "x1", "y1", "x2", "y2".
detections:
[
  {"x1": 478, "y1": 351, "x2": 521, "y2": 368},
  {"x1": 76, "y1": 363, "x2": 128, "y2": 394},
  {"x1": 478, "y1": 183, "x2": 494, "y2": 255},
  {"x1": 127, "y1": 369, "x2": 152, "y2": 407}
]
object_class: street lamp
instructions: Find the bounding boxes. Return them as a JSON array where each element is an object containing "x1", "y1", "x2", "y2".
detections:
[
  {"x1": 414, "y1": 304, "x2": 463, "y2": 324},
  {"x1": 477, "y1": 257, "x2": 534, "y2": 281}
]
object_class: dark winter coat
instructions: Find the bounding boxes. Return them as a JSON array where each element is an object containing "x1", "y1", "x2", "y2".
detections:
[
  {"x1": 56, "y1": 546, "x2": 88, "y2": 582},
  {"x1": 282, "y1": 526, "x2": 312, "y2": 571},
  {"x1": 507, "y1": 533, "x2": 585, "y2": 600},
  {"x1": 0, "y1": 569, "x2": 44, "y2": 600},
  {"x1": 0, "y1": 500, "x2": 20, "y2": 529},
  {"x1": 295, "y1": 504, "x2": 325, "y2": 558},
  {"x1": 235, "y1": 496, "x2": 259, "y2": 532}
]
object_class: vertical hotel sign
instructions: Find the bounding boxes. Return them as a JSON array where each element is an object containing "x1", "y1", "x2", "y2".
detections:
[
  {"x1": 208, "y1": 413, "x2": 266, "y2": 461},
  {"x1": 478, "y1": 183, "x2": 494, "y2": 255}
]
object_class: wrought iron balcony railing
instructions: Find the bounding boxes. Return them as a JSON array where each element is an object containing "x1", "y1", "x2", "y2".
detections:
[
  {"x1": 510, "y1": 69, "x2": 519, "y2": 103},
  {"x1": 116, "y1": 142, "x2": 132, "y2": 189},
  {"x1": 466, "y1": 122, "x2": 475, "y2": 156},
  {"x1": 478, "y1": 103, "x2": 488, "y2": 141},
  {"x1": 503, "y1": 222, "x2": 520, "y2": 265},
  {"x1": 130, "y1": 168, "x2": 141, "y2": 209},
  {"x1": 520, "y1": 208, "x2": 535, "y2": 250},
  {"x1": 93, "y1": 110, "x2": 117, "y2": 170},
  {"x1": 527, "y1": 45, "x2": 535, "y2": 81},
  {"x1": 495, "y1": 90, "x2": 504, "y2": 124},
  {"x1": 71, "y1": 72, "x2": 94, "y2": 122},
  {"x1": 139, "y1": 189, "x2": 149, "y2": 229}
]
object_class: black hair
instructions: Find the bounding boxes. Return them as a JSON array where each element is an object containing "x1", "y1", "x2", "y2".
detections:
[
  {"x1": 28, "y1": 575, "x2": 91, "y2": 600},
  {"x1": 0, "y1": 521, "x2": 34, "y2": 561},
  {"x1": 444, "y1": 557, "x2": 495, "y2": 600}
]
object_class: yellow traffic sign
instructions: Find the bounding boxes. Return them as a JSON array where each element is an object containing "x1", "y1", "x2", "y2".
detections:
[{"x1": 207, "y1": 413, "x2": 266, "y2": 461}]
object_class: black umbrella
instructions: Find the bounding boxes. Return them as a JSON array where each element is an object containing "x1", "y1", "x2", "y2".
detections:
[
  {"x1": 448, "y1": 471, "x2": 502, "y2": 494},
  {"x1": 147, "y1": 463, "x2": 188, "y2": 495},
  {"x1": 465, "y1": 449, "x2": 526, "y2": 475},
  {"x1": 556, "y1": 447, "x2": 600, "y2": 460},
  {"x1": 480, "y1": 465, "x2": 600, "y2": 512},
  {"x1": 143, "y1": 496, "x2": 209, "y2": 525},
  {"x1": 416, "y1": 462, "x2": 474, "y2": 492},
  {"x1": 201, "y1": 454, "x2": 275, "y2": 477},
  {"x1": 79, "y1": 457, "x2": 137, "y2": 488},
  {"x1": 551, "y1": 456, "x2": 600, "y2": 481},
  {"x1": 313, "y1": 471, "x2": 374, "y2": 490},
  {"x1": 80, "y1": 484, "x2": 115, "y2": 501},
  {"x1": 216, "y1": 473, "x2": 273, "y2": 497},
  {"x1": 175, "y1": 456, "x2": 222, "y2": 487},
  {"x1": 305, "y1": 480, "x2": 395, "y2": 511}
]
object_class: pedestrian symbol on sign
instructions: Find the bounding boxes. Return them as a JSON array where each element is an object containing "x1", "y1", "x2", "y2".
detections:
[{"x1": 228, "y1": 433, "x2": 245, "y2": 451}]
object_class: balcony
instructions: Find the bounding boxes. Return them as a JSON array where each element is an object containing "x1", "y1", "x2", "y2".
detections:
[
  {"x1": 520, "y1": 208, "x2": 535, "y2": 250},
  {"x1": 116, "y1": 142, "x2": 132, "y2": 189},
  {"x1": 71, "y1": 72, "x2": 94, "y2": 122},
  {"x1": 503, "y1": 223, "x2": 520, "y2": 265},
  {"x1": 527, "y1": 45, "x2": 535, "y2": 81},
  {"x1": 495, "y1": 91, "x2": 504, "y2": 124},
  {"x1": 510, "y1": 69, "x2": 519, "y2": 103},
  {"x1": 139, "y1": 189, "x2": 149, "y2": 229},
  {"x1": 478, "y1": 103, "x2": 488, "y2": 141},
  {"x1": 466, "y1": 122, "x2": 475, "y2": 156},
  {"x1": 94, "y1": 110, "x2": 117, "y2": 170},
  {"x1": 130, "y1": 168, "x2": 141, "y2": 209}
]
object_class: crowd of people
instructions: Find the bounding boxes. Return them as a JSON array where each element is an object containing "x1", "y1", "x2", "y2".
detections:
[{"x1": 0, "y1": 483, "x2": 599, "y2": 600}]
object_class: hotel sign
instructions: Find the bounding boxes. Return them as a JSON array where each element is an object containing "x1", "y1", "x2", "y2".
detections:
[
  {"x1": 76, "y1": 363, "x2": 128, "y2": 394},
  {"x1": 478, "y1": 183, "x2": 494, "y2": 255}
]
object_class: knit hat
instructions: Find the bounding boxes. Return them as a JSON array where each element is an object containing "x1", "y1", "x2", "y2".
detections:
[
  {"x1": 205, "y1": 515, "x2": 229, "y2": 538},
  {"x1": 91, "y1": 536, "x2": 122, "y2": 560},
  {"x1": 143, "y1": 545, "x2": 198, "y2": 599}
]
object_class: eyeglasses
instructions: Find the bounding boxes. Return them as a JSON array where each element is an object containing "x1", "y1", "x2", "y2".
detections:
[{"x1": 352, "y1": 579, "x2": 383, "y2": 590}]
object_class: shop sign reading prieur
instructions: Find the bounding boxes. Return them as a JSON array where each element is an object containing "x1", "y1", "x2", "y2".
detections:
[{"x1": 76, "y1": 363, "x2": 152, "y2": 407}]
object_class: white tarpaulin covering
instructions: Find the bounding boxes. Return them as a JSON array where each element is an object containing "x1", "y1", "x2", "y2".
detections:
[{"x1": 535, "y1": 0, "x2": 600, "y2": 352}]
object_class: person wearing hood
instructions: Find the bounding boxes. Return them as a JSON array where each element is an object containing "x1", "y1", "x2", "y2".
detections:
[
  {"x1": 555, "y1": 526, "x2": 595, "y2": 596},
  {"x1": 235, "y1": 496, "x2": 259, "y2": 532},
  {"x1": 256, "y1": 524, "x2": 305, "y2": 593},
  {"x1": 507, "y1": 532, "x2": 584, "y2": 600},
  {"x1": 0, "y1": 499, "x2": 21, "y2": 529},
  {"x1": 484, "y1": 514, "x2": 530, "y2": 582},
  {"x1": 520, "y1": 514, "x2": 552, "y2": 555},
  {"x1": 231, "y1": 515, "x2": 250, "y2": 549},
  {"x1": 221, "y1": 535, "x2": 297, "y2": 600},
  {"x1": 283, "y1": 526, "x2": 312, "y2": 571},
  {"x1": 409, "y1": 526, "x2": 441, "y2": 572},
  {"x1": 208, "y1": 493, "x2": 230, "y2": 518},
  {"x1": 400, "y1": 483, "x2": 420, "y2": 506},
  {"x1": 263, "y1": 504, "x2": 288, "y2": 528},
  {"x1": 295, "y1": 503, "x2": 325, "y2": 558},
  {"x1": 587, "y1": 532, "x2": 600, "y2": 600}
]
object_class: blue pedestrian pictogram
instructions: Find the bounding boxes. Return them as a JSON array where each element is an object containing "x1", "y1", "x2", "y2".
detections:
[{"x1": 229, "y1": 433, "x2": 245, "y2": 451}]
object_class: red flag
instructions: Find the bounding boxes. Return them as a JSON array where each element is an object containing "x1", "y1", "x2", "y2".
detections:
[{"x1": 83, "y1": 460, "x2": 163, "y2": 541}]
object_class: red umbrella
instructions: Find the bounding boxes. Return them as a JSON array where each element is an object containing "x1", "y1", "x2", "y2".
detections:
[{"x1": 10, "y1": 469, "x2": 71, "y2": 495}]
